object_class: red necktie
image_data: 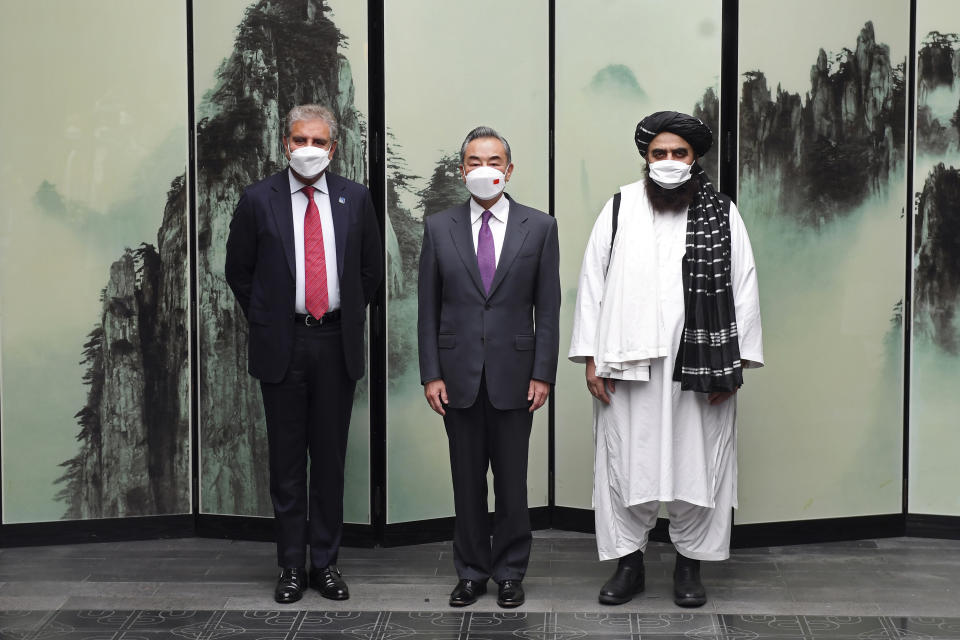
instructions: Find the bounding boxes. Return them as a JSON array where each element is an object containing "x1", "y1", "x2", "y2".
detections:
[{"x1": 301, "y1": 185, "x2": 329, "y2": 318}]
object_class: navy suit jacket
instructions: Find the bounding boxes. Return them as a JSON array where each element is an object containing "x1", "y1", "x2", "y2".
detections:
[
  {"x1": 225, "y1": 169, "x2": 382, "y2": 383},
  {"x1": 417, "y1": 196, "x2": 561, "y2": 410}
]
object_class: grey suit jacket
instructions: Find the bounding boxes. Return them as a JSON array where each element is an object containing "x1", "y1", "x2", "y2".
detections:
[{"x1": 417, "y1": 196, "x2": 561, "y2": 410}]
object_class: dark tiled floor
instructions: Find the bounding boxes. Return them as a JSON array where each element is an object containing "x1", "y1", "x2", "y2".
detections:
[
  {"x1": 0, "y1": 531, "x2": 959, "y2": 623},
  {"x1": 3, "y1": 611, "x2": 960, "y2": 640}
]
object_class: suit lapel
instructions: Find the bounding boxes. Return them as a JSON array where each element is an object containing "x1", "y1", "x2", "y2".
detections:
[
  {"x1": 326, "y1": 172, "x2": 348, "y2": 279},
  {"x1": 486, "y1": 200, "x2": 529, "y2": 299},
  {"x1": 448, "y1": 202, "x2": 486, "y2": 297},
  {"x1": 268, "y1": 171, "x2": 296, "y2": 279}
]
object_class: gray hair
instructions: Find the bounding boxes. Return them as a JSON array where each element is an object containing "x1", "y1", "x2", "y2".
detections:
[
  {"x1": 285, "y1": 104, "x2": 338, "y2": 140},
  {"x1": 459, "y1": 126, "x2": 512, "y2": 165}
]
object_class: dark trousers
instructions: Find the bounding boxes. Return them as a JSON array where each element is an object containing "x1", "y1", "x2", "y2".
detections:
[
  {"x1": 443, "y1": 376, "x2": 533, "y2": 583},
  {"x1": 260, "y1": 321, "x2": 356, "y2": 569}
]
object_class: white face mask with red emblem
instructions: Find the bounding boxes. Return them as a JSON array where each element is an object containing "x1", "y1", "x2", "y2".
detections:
[{"x1": 464, "y1": 166, "x2": 507, "y2": 200}]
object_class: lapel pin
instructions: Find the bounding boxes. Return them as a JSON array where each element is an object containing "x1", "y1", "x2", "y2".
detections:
[{"x1": 338, "y1": 196, "x2": 346, "y2": 204}]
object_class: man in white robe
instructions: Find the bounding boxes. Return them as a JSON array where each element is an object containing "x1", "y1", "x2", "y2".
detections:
[{"x1": 569, "y1": 111, "x2": 763, "y2": 607}]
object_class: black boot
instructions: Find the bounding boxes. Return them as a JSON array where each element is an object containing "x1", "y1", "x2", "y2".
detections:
[
  {"x1": 673, "y1": 553, "x2": 707, "y2": 607},
  {"x1": 598, "y1": 550, "x2": 645, "y2": 605}
]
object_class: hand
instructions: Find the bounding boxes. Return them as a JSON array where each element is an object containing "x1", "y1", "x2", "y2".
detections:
[
  {"x1": 528, "y1": 379, "x2": 551, "y2": 413},
  {"x1": 424, "y1": 379, "x2": 448, "y2": 416},
  {"x1": 585, "y1": 357, "x2": 616, "y2": 404},
  {"x1": 708, "y1": 387, "x2": 739, "y2": 405}
]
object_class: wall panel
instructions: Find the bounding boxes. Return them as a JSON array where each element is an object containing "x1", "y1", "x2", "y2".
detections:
[
  {"x1": 384, "y1": 0, "x2": 550, "y2": 523},
  {"x1": 909, "y1": 0, "x2": 960, "y2": 517},
  {"x1": 736, "y1": 0, "x2": 908, "y2": 523},
  {"x1": 554, "y1": 0, "x2": 723, "y2": 510},
  {"x1": 0, "y1": 0, "x2": 190, "y2": 522},
  {"x1": 193, "y1": 0, "x2": 371, "y2": 523}
]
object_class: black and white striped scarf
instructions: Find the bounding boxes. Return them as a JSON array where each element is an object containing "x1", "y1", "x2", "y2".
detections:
[{"x1": 671, "y1": 164, "x2": 743, "y2": 393}]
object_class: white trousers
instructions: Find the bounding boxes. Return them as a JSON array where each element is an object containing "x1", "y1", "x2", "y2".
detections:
[{"x1": 594, "y1": 442, "x2": 735, "y2": 562}]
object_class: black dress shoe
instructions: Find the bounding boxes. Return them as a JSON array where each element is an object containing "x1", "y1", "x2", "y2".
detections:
[
  {"x1": 497, "y1": 580, "x2": 525, "y2": 608},
  {"x1": 673, "y1": 554, "x2": 707, "y2": 607},
  {"x1": 274, "y1": 567, "x2": 307, "y2": 604},
  {"x1": 449, "y1": 578, "x2": 487, "y2": 607},
  {"x1": 599, "y1": 550, "x2": 645, "y2": 605},
  {"x1": 310, "y1": 566, "x2": 350, "y2": 600}
]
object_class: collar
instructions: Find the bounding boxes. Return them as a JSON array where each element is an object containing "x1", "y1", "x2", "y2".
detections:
[
  {"x1": 288, "y1": 168, "x2": 328, "y2": 195},
  {"x1": 469, "y1": 194, "x2": 509, "y2": 225}
]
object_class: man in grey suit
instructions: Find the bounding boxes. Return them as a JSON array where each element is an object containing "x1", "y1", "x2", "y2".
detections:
[{"x1": 418, "y1": 126, "x2": 561, "y2": 608}]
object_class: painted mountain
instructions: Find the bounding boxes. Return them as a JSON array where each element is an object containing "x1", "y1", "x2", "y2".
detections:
[
  {"x1": 914, "y1": 30, "x2": 960, "y2": 354},
  {"x1": 740, "y1": 21, "x2": 905, "y2": 228},
  {"x1": 916, "y1": 30, "x2": 960, "y2": 155},
  {"x1": 915, "y1": 164, "x2": 960, "y2": 353},
  {"x1": 56, "y1": 181, "x2": 189, "y2": 519}
]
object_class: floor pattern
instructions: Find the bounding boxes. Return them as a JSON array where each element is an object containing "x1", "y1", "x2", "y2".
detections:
[{"x1": 2, "y1": 611, "x2": 960, "y2": 640}]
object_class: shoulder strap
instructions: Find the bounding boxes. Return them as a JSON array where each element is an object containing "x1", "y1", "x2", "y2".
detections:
[
  {"x1": 611, "y1": 192, "x2": 621, "y2": 249},
  {"x1": 604, "y1": 192, "x2": 621, "y2": 279}
]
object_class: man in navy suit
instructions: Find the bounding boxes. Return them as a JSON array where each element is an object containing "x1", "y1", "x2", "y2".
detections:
[
  {"x1": 418, "y1": 126, "x2": 561, "y2": 608},
  {"x1": 225, "y1": 104, "x2": 382, "y2": 604}
]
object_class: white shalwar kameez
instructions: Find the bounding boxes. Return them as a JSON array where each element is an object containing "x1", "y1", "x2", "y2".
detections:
[{"x1": 569, "y1": 179, "x2": 763, "y2": 562}]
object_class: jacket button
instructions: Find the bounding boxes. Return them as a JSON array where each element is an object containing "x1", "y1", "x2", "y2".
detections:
[{"x1": 484, "y1": 304, "x2": 491, "y2": 310}]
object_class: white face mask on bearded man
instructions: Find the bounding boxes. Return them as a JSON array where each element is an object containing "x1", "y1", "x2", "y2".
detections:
[{"x1": 647, "y1": 160, "x2": 693, "y2": 189}]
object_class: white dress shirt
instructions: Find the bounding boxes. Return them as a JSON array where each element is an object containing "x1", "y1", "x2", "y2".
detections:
[
  {"x1": 469, "y1": 194, "x2": 509, "y2": 265},
  {"x1": 289, "y1": 169, "x2": 340, "y2": 314}
]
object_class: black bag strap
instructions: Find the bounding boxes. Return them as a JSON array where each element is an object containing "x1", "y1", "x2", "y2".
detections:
[
  {"x1": 603, "y1": 192, "x2": 622, "y2": 278},
  {"x1": 603, "y1": 191, "x2": 620, "y2": 278},
  {"x1": 611, "y1": 192, "x2": 621, "y2": 250},
  {"x1": 605, "y1": 191, "x2": 621, "y2": 276}
]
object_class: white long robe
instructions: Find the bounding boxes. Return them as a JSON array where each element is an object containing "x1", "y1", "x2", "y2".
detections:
[{"x1": 569, "y1": 180, "x2": 764, "y2": 560}]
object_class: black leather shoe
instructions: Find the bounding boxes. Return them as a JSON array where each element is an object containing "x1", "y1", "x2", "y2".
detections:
[
  {"x1": 310, "y1": 566, "x2": 350, "y2": 600},
  {"x1": 449, "y1": 578, "x2": 487, "y2": 607},
  {"x1": 673, "y1": 554, "x2": 707, "y2": 607},
  {"x1": 599, "y1": 550, "x2": 645, "y2": 605},
  {"x1": 497, "y1": 580, "x2": 525, "y2": 608},
  {"x1": 274, "y1": 567, "x2": 306, "y2": 604}
]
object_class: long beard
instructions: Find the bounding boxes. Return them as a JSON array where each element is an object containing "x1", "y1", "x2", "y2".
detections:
[{"x1": 644, "y1": 166, "x2": 696, "y2": 213}]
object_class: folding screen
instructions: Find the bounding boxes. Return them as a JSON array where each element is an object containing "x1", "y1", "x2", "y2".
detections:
[
  {"x1": 1, "y1": 0, "x2": 956, "y2": 541},
  {"x1": 909, "y1": 0, "x2": 960, "y2": 517},
  {"x1": 736, "y1": 0, "x2": 908, "y2": 522},
  {"x1": 554, "y1": 0, "x2": 723, "y2": 510},
  {"x1": 384, "y1": 0, "x2": 550, "y2": 523},
  {"x1": 0, "y1": 0, "x2": 190, "y2": 522},
  {"x1": 193, "y1": 0, "x2": 371, "y2": 523}
]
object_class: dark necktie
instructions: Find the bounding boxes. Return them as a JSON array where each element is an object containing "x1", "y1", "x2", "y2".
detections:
[
  {"x1": 477, "y1": 210, "x2": 495, "y2": 294},
  {"x1": 301, "y1": 186, "x2": 329, "y2": 318}
]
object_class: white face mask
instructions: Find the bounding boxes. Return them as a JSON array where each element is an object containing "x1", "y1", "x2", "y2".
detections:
[
  {"x1": 464, "y1": 165, "x2": 507, "y2": 200},
  {"x1": 648, "y1": 159, "x2": 693, "y2": 189},
  {"x1": 288, "y1": 145, "x2": 330, "y2": 179}
]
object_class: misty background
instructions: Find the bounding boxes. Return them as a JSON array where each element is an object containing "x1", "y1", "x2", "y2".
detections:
[{"x1": 0, "y1": 1, "x2": 187, "y2": 522}]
